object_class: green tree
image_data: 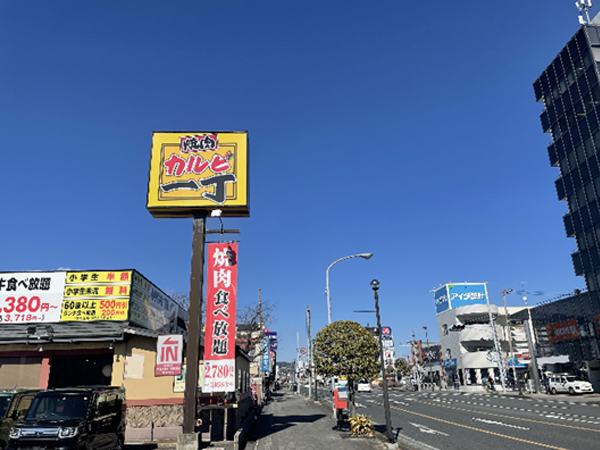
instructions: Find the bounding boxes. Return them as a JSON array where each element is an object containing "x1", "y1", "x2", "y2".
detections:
[
  {"x1": 313, "y1": 321, "x2": 379, "y2": 417},
  {"x1": 394, "y1": 357, "x2": 409, "y2": 378}
]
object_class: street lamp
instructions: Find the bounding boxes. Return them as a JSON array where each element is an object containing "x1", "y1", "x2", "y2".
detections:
[
  {"x1": 325, "y1": 253, "x2": 373, "y2": 324},
  {"x1": 370, "y1": 279, "x2": 394, "y2": 443}
]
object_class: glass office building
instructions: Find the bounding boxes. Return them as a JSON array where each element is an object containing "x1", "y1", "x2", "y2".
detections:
[{"x1": 533, "y1": 20, "x2": 600, "y2": 388}]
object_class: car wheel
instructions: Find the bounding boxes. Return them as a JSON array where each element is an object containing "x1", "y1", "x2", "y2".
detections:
[
  {"x1": 551, "y1": 387, "x2": 558, "y2": 395},
  {"x1": 569, "y1": 387, "x2": 576, "y2": 395}
]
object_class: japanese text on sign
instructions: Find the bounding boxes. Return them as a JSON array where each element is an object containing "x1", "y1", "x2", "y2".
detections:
[
  {"x1": 203, "y1": 243, "x2": 238, "y2": 393},
  {"x1": 0, "y1": 272, "x2": 66, "y2": 323}
]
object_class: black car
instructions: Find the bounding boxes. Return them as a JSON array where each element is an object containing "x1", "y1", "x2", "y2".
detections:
[
  {"x1": 7, "y1": 386, "x2": 126, "y2": 450},
  {"x1": 0, "y1": 390, "x2": 39, "y2": 450}
]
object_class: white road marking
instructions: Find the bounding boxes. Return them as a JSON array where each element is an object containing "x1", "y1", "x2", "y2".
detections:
[
  {"x1": 409, "y1": 422, "x2": 449, "y2": 436},
  {"x1": 472, "y1": 417, "x2": 531, "y2": 431}
]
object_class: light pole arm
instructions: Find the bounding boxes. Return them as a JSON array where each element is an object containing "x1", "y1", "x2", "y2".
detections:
[{"x1": 325, "y1": 253, "x2": 372, "y2": 325}]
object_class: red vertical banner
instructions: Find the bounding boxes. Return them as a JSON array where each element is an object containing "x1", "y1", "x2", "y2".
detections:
[{"x1": 202, "y1": 242, "x2": 237, "y2": 392}]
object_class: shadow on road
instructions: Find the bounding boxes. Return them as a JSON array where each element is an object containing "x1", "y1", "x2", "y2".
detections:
[{"x1": 248, "y1": 412, "x2": 326, "y2": 441}]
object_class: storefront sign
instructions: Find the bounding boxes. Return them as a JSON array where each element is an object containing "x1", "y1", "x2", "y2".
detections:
[
  {"x1": 0, "y1": 271, "x2": 66, "y2": 323},
  {"x1": 262, "y1": 337, "x2": 271, "y2": 373},
  {"x1": 547, "y1": 319, "x2": 580, "y2": 343},
  {"x1": 0, "y1": 269, "x2": 181, "y2": 328},
  {"x1": 147, "y1": 131, "x2": 249, "y2": 218},
  {"x1": 443, "y1": 358, "x2": 457, "y2": 368},
  {"x1": 156, "y1": 334, "x2": 183, "y2": 376},
  {"x1": 130, "y1": 272, "x2": 178, "y2": 333},
  {"x1": 202, "y1": 243, "x2": 238, "y2": 392},
  {"x1": 382, "y1": 335, "x2": 394, "y2": 349},
  {"x1": 448, "y1": 283, "x2": 486, "y2": 307},
  {"x1": 60, "y1": 271, "x2": 131, "y2": 321},
  {"x1": 266, "y1": 331, "x2": 278, "y2": 350},
  {"x1": 434, "y1": 285, "x2": 450, "y2": 314},
  {"x1": 384, "y1": 349, "x2": 395, "y2": 368},
  {"x1": 422, "y1": 345, "x2": 440, "y2": 363}
]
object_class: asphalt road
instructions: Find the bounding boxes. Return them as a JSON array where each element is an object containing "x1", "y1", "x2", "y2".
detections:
[{"x1": 308, "y1": 386, "x2": 600, "y2": 450}]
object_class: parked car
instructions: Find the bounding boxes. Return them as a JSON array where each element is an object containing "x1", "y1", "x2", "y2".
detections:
[
  {"x1": 548, "y1": 375, "x2": 594, "y2": 395},
  {"x1": 7, "y1": 386, "x2": 126, "y2": 450},
  {"x1": 0, "y1": 390, "x2": 39, "y2": 450},
  {"x1": 356, "y1": 380, "x2": 371, "y2": 392}
]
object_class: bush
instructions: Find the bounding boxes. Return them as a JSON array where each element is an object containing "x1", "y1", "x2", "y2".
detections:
[{"x1": 349, "y1": 414, "x2": 375, "y2": 437}]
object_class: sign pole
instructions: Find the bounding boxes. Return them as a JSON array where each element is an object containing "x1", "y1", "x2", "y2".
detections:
[{"x1": 183, "y1": 212, "x2": 207, "y2": 434}]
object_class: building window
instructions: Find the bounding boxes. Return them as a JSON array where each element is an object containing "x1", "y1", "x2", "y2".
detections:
[
  {"x1": 442, "y1": 324, "x2": 448, "y2": 336},
  {"x1": 445, "y1": 349, "x2": 451, "y2": 359}
]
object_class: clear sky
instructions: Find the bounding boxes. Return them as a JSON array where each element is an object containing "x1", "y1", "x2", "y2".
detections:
[{"x1": 0, "y1": 1, "x2": 590, "y2": 362}]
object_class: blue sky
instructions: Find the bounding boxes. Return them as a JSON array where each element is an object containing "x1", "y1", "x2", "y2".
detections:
[{"x1": 0, "y1": 1, "x2": 589, "y2": 361}]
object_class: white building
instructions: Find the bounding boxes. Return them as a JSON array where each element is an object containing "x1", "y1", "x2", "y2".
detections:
[{"x1": 434, "y1": 283, "x2": 530, "y2": 388}]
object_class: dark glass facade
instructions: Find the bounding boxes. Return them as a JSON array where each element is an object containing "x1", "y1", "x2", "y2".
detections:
[{"x1": 533, "y1": 25, "x2": 600, "y2": 376}]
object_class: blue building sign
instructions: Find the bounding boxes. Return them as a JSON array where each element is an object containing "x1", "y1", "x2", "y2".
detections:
[
  {"x1": 262, "y1": 337, "x2": 271, "y2": 373},
  {"x1": 434, "y1": 285, "x2": 450, "y2": 314},
  {"x1": 434, "y1": 283, "x2": 487, "y2": 314}
]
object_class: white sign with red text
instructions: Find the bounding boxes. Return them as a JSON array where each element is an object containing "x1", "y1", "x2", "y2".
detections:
[
  {"x1": 156, "y1": 334, "x2": 183, "y2": 376},
  {"x1": 0, "y1": 272, "x2": 66, "y2": 324}
]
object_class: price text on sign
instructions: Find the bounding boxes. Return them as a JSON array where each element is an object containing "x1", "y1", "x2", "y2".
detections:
[
  {"x1": 0, "y1": 296, "x2": 49, "y2": 323},
  {"x1": 203, "y1": 360, "x2": 235, "y2": 391},
  {"x1": 0, "y1": 271, "x2": 66, "y2": 323}
]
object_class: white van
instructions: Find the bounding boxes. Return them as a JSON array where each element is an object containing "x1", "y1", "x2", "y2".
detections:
[{"x1": 548, "y1": 375, "x2": 594, "y2": 395}]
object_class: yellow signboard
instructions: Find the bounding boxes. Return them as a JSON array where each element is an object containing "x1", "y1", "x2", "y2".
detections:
[
  {"x1": 147, "y1": 131, "x2": 249, "y2": 217},
  {"x1": 61, "y1": 298, "x2": 129, "y2": 321},
  {"x1": 61, "y1": 270, "x2": 132, "y2": 322},
  {"x1": 64, "y1": 285, "x2": 131, "y2": 298}
]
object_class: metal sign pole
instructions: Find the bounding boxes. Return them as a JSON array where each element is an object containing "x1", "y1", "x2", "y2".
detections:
[{"x1": 183, "y1": 213, "x2": 206, "y2": 434}]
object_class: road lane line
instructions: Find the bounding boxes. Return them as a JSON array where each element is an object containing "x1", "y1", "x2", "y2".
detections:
[
  {"x1": 369, "y1": 400, "x2": 569, "y2": 450},
  {"x1": 369, "y1": 398, "x2": 600, "y2": 434}
]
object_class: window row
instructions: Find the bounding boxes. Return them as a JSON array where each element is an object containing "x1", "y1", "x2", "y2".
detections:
[
  {"x1": 534, "y1": 28, "x2": 592, "y2": 102},
  {"x1": 541, "y1": 79, "x2": 600, "y2": 134},
  {"x1": 554, "y1": 159, "x2": 600, "y2": 203}
]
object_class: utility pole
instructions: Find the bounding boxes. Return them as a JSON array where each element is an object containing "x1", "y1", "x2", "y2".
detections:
[
  {"x1": 411, "y1": 329, "x2": 418, "y2": 389},
  {"x1": 183, "y1": 213, "x2": 206, "y2": 435},
  {"x1": 296, "y1": 332, "x2": 300, "y2": 394},
  {"x1": 257, "y1": 288, "x2": 263, "y2": 403},
  {"x1": 307, "y1": 306, "x2": 312, "y2": 400},
  {"x1": 501, "y1": 289, "x2": 518, "y2": 391},
  {"x1": 484, "y1": 283, "x2": 507, "y2": 393}
]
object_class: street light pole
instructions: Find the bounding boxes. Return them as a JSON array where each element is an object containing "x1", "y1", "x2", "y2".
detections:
[
  {"x1": 501, "y1": 289, "x2": 518, "y2": 391},
  {"x1": 422, "y1": 326, "x2": 433, "y2": 391},
  {"x1": 371, "y1": 279, "x2": 394, "y2": 443},
  {"x1": 325, "y1": 253, "x2": 373, "y2": 324}
]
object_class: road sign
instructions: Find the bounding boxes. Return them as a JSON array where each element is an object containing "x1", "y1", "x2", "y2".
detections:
[
  {"x1": 300, "y1": 347, "x2": 307, "y2": 355},
  {"x1": 156, "y1": 334, "x2": 183, "y2": 376}
]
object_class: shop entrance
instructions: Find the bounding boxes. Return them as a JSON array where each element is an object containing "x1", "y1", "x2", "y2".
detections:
[{"x1": 48, "y1": 354, "x2": 113, "y2": 388}]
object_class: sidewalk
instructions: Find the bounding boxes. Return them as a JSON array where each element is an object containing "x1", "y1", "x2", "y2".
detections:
[{"x1": 244, "y1": 391, "x2": 387, "y2": 450}]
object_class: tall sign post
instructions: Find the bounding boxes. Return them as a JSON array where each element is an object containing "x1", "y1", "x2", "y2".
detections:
[{"x1": 147, "y1": 131, "x2": 249, "y2": 444}]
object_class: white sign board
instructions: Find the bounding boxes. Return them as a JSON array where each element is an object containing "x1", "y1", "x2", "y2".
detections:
[
  {"x1": 156, "y1": 334, "x2": 183, "y2": 376},
  {"x1": 0, "y1": 272, "x2": 66, "y2": 323},
  {"x1": 202, "y1": 359, "x2": 235, "y2": 393}
]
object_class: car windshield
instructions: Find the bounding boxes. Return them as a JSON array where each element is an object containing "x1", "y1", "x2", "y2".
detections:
[
  {"x1": 0, "y1": 395, "x2": 14, "y2": 419},
  {"x1": 566, "y1": 376, "x2": 577, "y2": 382},
  {"x1": 25, "y1": 394, "x2": 90, "y2": 422}
]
